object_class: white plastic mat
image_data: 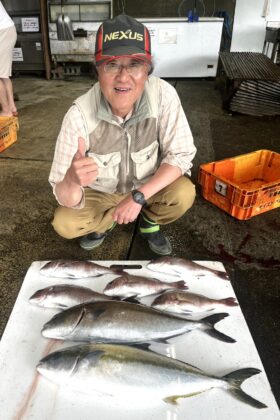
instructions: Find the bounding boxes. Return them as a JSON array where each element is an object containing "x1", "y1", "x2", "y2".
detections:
[{"x1": 0, "y1": 260, "x2": 279, "y2": 420}]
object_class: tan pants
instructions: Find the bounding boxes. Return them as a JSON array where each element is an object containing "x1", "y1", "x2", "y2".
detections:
[{"x1": 52, "y1": 176, "x2": 196, "y2": 239}]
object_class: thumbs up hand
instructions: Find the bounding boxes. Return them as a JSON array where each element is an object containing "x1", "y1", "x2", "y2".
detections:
[
  {"x1": 66, "y1": 137, "x2": 98, "y2": 187},
  {"x1": 73, "y1": 136, "x2": 86, "y2": 160}
]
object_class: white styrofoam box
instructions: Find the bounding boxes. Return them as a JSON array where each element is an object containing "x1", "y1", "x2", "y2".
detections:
[{"x1": 0, "y1": 260, "x2": 279, "y2": 420}]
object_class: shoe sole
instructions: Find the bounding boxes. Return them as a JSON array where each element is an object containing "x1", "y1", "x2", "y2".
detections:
[
  {"x1": 79, "y1": 222, "x2": 117, "y2": 251},
  {"x1": 79, "y1": 236, "x2": 106, "y2": 251},
  {"x1": 147, "y1": 237, "x2": 172, "y2": 256}
]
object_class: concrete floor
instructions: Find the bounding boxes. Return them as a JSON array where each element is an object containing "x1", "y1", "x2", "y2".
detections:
[{"x1": 0, "y1": 76, "x2": 279, "y2": 408}]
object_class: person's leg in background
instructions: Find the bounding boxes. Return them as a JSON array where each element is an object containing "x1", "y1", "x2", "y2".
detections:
[
  {"x1": 3, "y1": 78, "x2": 17, "y2": 115},
  {"x1": 0, "y1": 78, "x2": 12, "y2": 116},
  {"x1": 0, "y1": 25, "x2": 17, "y2": 116}
]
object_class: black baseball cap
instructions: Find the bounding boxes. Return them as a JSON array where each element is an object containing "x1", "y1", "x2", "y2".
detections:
[{"x1": 95, "y1": 14, "x2": 151, "y2": 64}]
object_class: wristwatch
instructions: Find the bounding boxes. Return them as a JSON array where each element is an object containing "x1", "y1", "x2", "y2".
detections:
[{"x1": 131, "y1": 190, "x2": 147, "y2": 207}]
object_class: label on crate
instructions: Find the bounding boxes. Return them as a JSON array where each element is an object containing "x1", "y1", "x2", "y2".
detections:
[{"x1": 215, "y1": 179, "x2": 228, "y2": 196}]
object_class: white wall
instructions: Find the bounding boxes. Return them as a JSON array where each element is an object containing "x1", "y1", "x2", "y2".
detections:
[
  {"x1": 231, "y1": 0, "x2": 267, "y2": 52},
  {"x1": 266, "y1": 0, "x2": 280, "y2": 21}
]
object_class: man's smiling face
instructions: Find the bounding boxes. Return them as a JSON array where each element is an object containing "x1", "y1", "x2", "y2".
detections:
[{"x1": 97, "y1": 57, "x2": 149, "y2": 118}]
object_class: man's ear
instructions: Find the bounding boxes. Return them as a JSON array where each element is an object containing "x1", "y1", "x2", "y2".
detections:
[{"x1": 92, "y1": 61, "x2": 99, "y2": 79}]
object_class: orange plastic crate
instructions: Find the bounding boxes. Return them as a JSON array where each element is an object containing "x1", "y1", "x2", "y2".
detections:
[
  {"x1": 0, "y1": 116, "x2": 18, "y2": 152},
  {"x1": 198, "y1": 150, "x2": 280, "y2": 220}
]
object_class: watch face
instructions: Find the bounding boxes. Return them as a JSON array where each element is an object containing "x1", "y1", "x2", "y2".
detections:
[
  {"x1": 132, "y1": 190, "x2": 146, "y2": 205},
  {"x1": 134, "y1": 192, "x2": 142, "y2": 202}
]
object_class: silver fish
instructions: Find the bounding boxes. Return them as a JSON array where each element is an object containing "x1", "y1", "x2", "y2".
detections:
[
  {"x1": 147, "y1": 256, "x2": 229, "y2": 281},
  {"x1": 103, "y1": 274, "x2": 188, "y2": 298},
  {"x1": 41, "y1": 301, "x2": 235, "y2": 343},
  {"x1": 37, "y1": 343, "x2": 266, "y2": 409},
  {"x1": 40, "y1": 260, "x2": 124, "y2": 278},
  {"x1": 29, "y1": 284, "x2": 116, "y2": 310},
  {"x1": 151, "y1": 291, "x2": 238, "y2": 314}
]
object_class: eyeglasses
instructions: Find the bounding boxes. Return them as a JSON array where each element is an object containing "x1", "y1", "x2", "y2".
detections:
[{"x1": 102, "y1": 60, "x2": 150, "y2": 76}]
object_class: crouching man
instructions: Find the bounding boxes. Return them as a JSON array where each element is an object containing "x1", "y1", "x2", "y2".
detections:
[{"x1": 49, "y1": 14, "x2": 196, "y2": 255}]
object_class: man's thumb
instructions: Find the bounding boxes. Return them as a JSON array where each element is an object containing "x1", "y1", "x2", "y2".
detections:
[{"x1": 75, "y1": 137, "x2": 86, "y2": 159}]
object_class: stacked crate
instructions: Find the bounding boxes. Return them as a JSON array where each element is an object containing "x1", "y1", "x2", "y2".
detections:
[{"x1": 0, "y1": 116, "x2": 19, "y2": 152}]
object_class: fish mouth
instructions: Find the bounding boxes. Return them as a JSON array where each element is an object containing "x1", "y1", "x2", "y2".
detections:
[
  {"x1": 41, "y1": 322, "x2": 61, "y2": 338},
  {"x1": 29, "y1": 294, "x2": 45, "y2": 306},
  {"x1": 37, "y1": 361, "x2": 43, "y2": 370},
  {"x1": 29, "y1": 296, "x2": 38, "y2": 305}
]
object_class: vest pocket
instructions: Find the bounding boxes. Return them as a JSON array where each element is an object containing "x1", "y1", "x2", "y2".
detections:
[
  {"x1": 87, "y1": 151, "x2": 121, "y2": 192},
  {"x1": 131, "y1": 141, "x2": 159, "y2": 181}
]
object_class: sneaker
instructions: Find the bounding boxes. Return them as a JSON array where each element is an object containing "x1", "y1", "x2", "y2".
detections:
[
  {"x1": 79, "y1": 222, "x2": 116, "y2": 251},
  {"x1": 139, "y1": 213, "x2": 172, "y2": 256}
]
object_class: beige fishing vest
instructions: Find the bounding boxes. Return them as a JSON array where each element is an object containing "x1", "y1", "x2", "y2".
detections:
[{"x1": 74, "y1": 76, "x2": 161, "y2": 194}]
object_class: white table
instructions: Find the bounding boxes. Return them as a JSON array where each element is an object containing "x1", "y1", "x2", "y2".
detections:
[{"x1": 0, "y1": 260, "x2": 279, "y2": 420}]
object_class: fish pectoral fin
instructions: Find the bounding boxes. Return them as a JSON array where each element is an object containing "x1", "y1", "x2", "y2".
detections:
[
  {"x1": 72, "y1": 306, "x2": 105, "y2": 332},
  {"x1": 91, "y1": 308, "x2": 106, "y2": 320},
  {"x1": 179, "y1": 309, "x2": 193, "y2": 315},
  {"x1": 163, "y1": 396, "x2": 179, "y2": 406},
  {"x1": 163, "y1": 391, "x2": 205, "y2": 405},
  {"x1": 65, "y1": 272, "x2": 76, "y2": 278}
]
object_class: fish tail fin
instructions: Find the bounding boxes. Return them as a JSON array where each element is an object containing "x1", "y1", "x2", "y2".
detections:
[
  {"x1": 223, "y1": 368, "x2": 267, "y2": 409},
  {"x1": 202, "y1": 313, "x2": 236, "y2": 343},
  {"x1": 220, "y1": 297, "x2": 238, "y2": 307},
  {"x1": 174, "y1": 280, "x2": 188, "y2": 290}
]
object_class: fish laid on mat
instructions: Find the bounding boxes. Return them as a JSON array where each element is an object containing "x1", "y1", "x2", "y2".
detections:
[
  {"x1": 147, "y1": 256, "x2": 229, "y2": 281},
  {"x1": 29, "y1": 284, "x2": 125, "y2": 310},
  {"x1": 103, "y1": 274, "x2": 188, "y2": 298},
  {"x1": 151, "y1": 291, "x2": 238, "y2": 315},
  {"x1": 41, "y1": 301, "x2": 235, "y2": 343},
  {"x1": 37, "y1": 343, "x2": 266, "y2": 409},
  {"x1": 40, "y1": 260, "x2": 124, "y2": 278}
]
